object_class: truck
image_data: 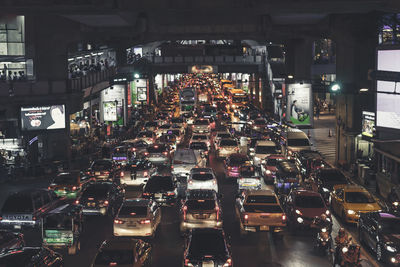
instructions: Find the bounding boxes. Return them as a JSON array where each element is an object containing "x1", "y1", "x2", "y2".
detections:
[
  {"x1": 235, "y1": 189, "x2": 287, "y2": 236},
  {"x1": 180, "y1": 87, "x2": 196, "y2": 115}
]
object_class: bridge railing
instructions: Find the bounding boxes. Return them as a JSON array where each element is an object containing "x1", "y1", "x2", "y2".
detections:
[{"x1": 141, "y1": 55, "x2": 265, "y2": 65}]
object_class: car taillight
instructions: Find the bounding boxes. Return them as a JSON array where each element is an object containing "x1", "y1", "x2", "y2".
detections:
[
  {"x1": 184, "y1": 259, "x2": 191, "y2": 266},
  {"x1": 282, "y1": 214, "x2": 287, "y2": 221},
  {"x1": 140, "y1": 219, "x2": 151, "y2": 224},
  {"x1": 213, "y1": 180, "x2": 216, "y2": 185},
  {"x1": 114, "y1": 219, "x2": 125, "y2": 224},
  {"x1": 104, "y1": 171, "x2": 109, "y2": 174},
  {"x1": 120, "y1": 171, "x2": 124, "y2": 177},
  {"x1": 188, "y1": 180, "x2": 193, "y2": 184},
  {"x1": 228, "y1": 166, "x2": 232, "y2": 170},
  {"x1": 104, "y1": 200, "x2": 109, "y2": 206},
  {"x1": 165, "y1": 192, "x2": 175, "y2": 196},
  {"x1": 244, "y1": 214, "x2": 249, "y2": 223},
  {"x1": 192, "y1": 125, "x2": 194, "y2": 128},
  {"x1": 144, "y1": 152, "x2": 149, "y2": 156},
  {"x1": 0, "y1": 216, "x2": 3, "y2": 221},
  {"x1": 223, "y1": 258, "x2": 232, "y2": 267},
  {"x1": 48, "y1": 186, "x2": 51, "y2": 190},
  {"x1": 143, "y1": 192, "x2": 150, "y2": 197},
  {"x1": 215, "y1": 206, "x2": 220, "y2": 221},
  {"x1": 75, "y1": 200, "x2": 79, "y2": 205},
  {"x1": 183, "y1": 206, "x2": 187, "y2": 221},
  {"x1": 163, "y1": 151, "x2": 168, "y2": 156},
  {"x1": 110, "y1": 262, "x2": 117, "y2": 266},
  {"x1": 72, "y1": 186, "x2": 77, "y2": 191},
  {"x1": 144, "y1": 171, "x2": 148, "y2": 177}
]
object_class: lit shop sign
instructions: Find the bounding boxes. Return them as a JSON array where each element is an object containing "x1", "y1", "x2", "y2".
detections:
[
  {"x1": 21, "y1": 105, "x2": 66, "y2": 131},
  {"x1": 103, "y1": 101, "x2": 117, "y2": 122},
  {"x1": 361, "y1": 111, "x2": 375, "y2": 138},
  {"x1": 189, "y1": 65, "x2": 217, "y2": 74}
]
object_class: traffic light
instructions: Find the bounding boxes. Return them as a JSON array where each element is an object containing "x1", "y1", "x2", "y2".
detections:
[{"x1": 329, "y1": 82, "x2": 341, "y2": 93}]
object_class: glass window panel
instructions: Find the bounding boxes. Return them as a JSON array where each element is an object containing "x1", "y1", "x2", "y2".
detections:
[
  {"x1": 7, "y1": 43, "x2": 24, "y2": 55},
  {"x1": 0, "y1": 43, "x2": 7, "y2": 55},
  {"x1": 7, "y1": 30, "x2": 22, "y2": 42},
  {"x1": 0, "y1": 33, "x2": 6, "y2": 42}
]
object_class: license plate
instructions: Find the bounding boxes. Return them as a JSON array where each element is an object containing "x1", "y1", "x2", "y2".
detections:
[
  {"x1": 155, "y1": 193, "x2": 162, "y2": 199},
  {"x1": 14, "y1": 225, "x2": 21, "y2": 230},
  {"x1": 128, "y1": 223, "x2": 137, "y2": 227},
  {"x1": 260, "y1": 225, "x2": 269, "y2": 231}
]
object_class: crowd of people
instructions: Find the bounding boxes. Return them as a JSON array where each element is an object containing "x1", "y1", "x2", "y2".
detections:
[
  {"x1": 0, "y1": 65, "x2": 27, "y2": 81},
  {"x1": 68, "y1": 57, "x2": 116, "y2": 79}
]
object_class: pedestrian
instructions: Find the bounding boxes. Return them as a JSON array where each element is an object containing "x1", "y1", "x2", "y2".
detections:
[{"x1": 328, "y1": 103, "x2": 332, "y2": 114}]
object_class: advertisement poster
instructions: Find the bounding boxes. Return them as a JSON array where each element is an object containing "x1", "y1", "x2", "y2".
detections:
[
  {"x1": 137, "y1": 87, "x2": 147, "y2": 101},
  {"x1": 189, "y1": 65, "x2": 217, "y2": 74},
  {"x1": 362, "y1": 111, "x2": 375, "y2": 138},
  {"x1": 103, "y1": 102, "x2": 117, "y2": 121},
  {"x1": 286, "y1": 83, "x2": 312, "y2": 126},
  {"x1": 21, "y1": 105, "x2": 66, "y2": 131}
]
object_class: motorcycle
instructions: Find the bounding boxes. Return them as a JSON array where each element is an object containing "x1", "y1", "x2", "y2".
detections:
[
  {"x1": 339, "y1": 243, "x2": 361, "y2": 267},
  {"x1": 316, "y1": 227, "x2": 332, "y2": 255}
]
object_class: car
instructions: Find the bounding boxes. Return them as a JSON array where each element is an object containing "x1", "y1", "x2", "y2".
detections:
[
  {"x1": 171, "y1": 148, "x2": 199, "y2": 178},
  {"x1": 123, "y1": 139, "x2": 149, "y2": 155},
  {"x1": 142, "y1": 175, "x2": 178, "y2": 206},
  {"x1": 216, "y1": 138, "x2": 239, "y2": 159},
  {"x1": 284, "y1": 189, "x2": 331, "y2": 229},
  {"x1": 113, "y1": 199, "x2": 161, "y2": 238},
  {"x1": 250, "y1": 140, "x2": 279, "y2": 167},
  {"x1": 170, "y1": 123, "x2": 186, "y2": 136},
  {"x1": 183, "y1": 228, "x2": 232, "y2": 267},
  {"x1": 111, "y1": 146, "x2": 130, "y2": 166},
  {"x1": 91, "y1": 237, "x2": 152, "y2": 267},
  {"x1": 180, "y1": 189, "x2": 222, "y2": 233},
  {"x1": 260, "y1": 154, "x2": 286, "y2": 185},
  {"x1": 0, "y1": 247, "x2": 63, "y2": 266},
  {"x1": 190, "y1": 134, "x2": 211, "y2": 149},
  {"x1": 0, "y1": 189, "x2": 63, "y2": 231},
  {"x1": 143, "y1": 121, "x2": 159, "y2": 132},
  {"x1": 48, "y1": 171, "x2": 89, "y2": 199},
  {"x1": 135, "y1": 131, "x2": 156, "y2": 145},
  {"x1": 235, "y1": 189, "x2": 287, "y2": 235},
  {"x1": 119, "y1": 159, "x2": 156, "y2": 186},
  {"x1": 189, "y1": 141, "x2": 209, "y2": 156},
  {"x1": 311, "y1": 168, "x2": 349, "y2": 204},
  {"x1": 87, "y1": 159, "x2": 117, "y2": 181},
  {"x1": 358, "y1": 211, "x2": 400, "y2": 264},
  {"x1": 76, "y1": 181, "x2": 124, "y2": 216},
  {"x1": 187, "y1": 168, "x2": 218, "y2": 192},
  {"x1": 281, "y1": 128, "x2": 312, "y2": 156},
  {"x1": 156, "y1": 123, "x2": 172, "y2": 137},
  {"x1": 295, "y1": 150, "x2": 325, "y2": 177},
  {"x1": 213, "y1": 131, "x2": 232, "y2": 149},
  {"x1": 224, "y1": 153, "x2": 251, "y2": 179},
  {"x1": 142, "y1": 143, "x2": 171, "y2": 165},
  {"x1": 237, "y1": 165, "x2": 262, "y2": 192},
  {"x1": 331, "y1": 184, "x2": 382, "y2": 223},
  {"x1": 192, "y1": 118, "x2": 210, "y2": 133},
  {"x1": 250, "y1": 118, "x2": 268, "y2": 132},
  {"x1": 274, "y1": 159, "x2": 302, "y2": 194},
  {"x1": 0, "y1": 230, "x2": 24, "y2": 253},
  {"x1": 168, "y1": 128, "x2": 185, "y2": 144},
  {"x1": 171, "y1": 117, "x2": 186, "y2": 129}
]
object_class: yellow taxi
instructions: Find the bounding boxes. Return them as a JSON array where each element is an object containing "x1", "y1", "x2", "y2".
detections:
[{"x1": 331, "y1": 184, "x2": 381, "y2": 223}]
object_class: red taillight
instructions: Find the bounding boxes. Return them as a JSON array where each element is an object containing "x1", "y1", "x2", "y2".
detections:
[
  {"x1": 110, "y1": 262, "x2": 117, "y2": 266},
  {"x1": 114, "y1": 219, "x2": 125, "y2": 224},
  {"x1": 224, "y1": 258, "x2": 232, "y2": 266},
  {"x1": 282, "y1": 214, "x2": 287, "y2": 221},
  {"x1": 244, "y1": 214, "x2": 249, "y2": 222},
  {"x1": 0, "y1": 216, "x2": 3, "y2": 221},
  {"x1": 72, "y1": 186, "x2": 77, "y2": 191},
  {"x1": 171, "y1": 165, "x2": 174, "y2": 169},
  {"x1": 183, "y1": 206, "x2": 187, "y2": 221},
  {"x1": 215, "y1": 206, "x2": 220, "y2": 221},
  {"x1": 48, "y1": 186, "x2": 51, "y2": 190},
  {"x1": 140, "y1": 219, "x2": 151, "y2": 224},
  {"x1": 188, "y1": 180, "x2": 193, "y2": 185},
  {"x1": 184, "y1": 259, "x2": 190, "y2": 266},
  {"x1": 166, "y1": 192, "x2": 175, "y2": 196},
  {"x1": 120, "y1": 171, "x2": 124, "y2": 177},
  {"x1": 144, "y1": 152, "x2": 149, "y2": 156},
  {"x1": 143, "y1": 192, "x2": 150, "y2": 196},
  {"x1": 163, "y1": 151, "x2": 168, "y2": 156},
  {"x1": 75, "y1": 200, "x2": 79, "y2": 205},
  {"x1": 228, "y1": 166, "x2": 232, "y2": 170},
  {"x1": 144, "y1": 171, "x2": 148, "y2": 177},
  {"x1": 132, "y1": 148, "x2": 136, "y2": 151},
  {"x1": 104, "y1": 200, "x2": 109, "y2": 206},
  {"x1": 104, "y1": 171, "x2": 110, "y2": 174}
]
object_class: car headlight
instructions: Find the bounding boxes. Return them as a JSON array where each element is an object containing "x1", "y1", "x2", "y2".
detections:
[
  {"x1": 322, "y1": 187, "x2": 330, "y2": 193},
  {"x1": 266, "y1": 170, "x2": 272, "y2": 175},
  {"x1": 295, "y1": 209, "x2": 302, "y2": 215},
  {"x1": 385, "y1": 244, "x2": 397, "y2": 253},
  {"x1": 325, "y1": 210, "x2": 330, "y2": 216},
  {"x1": 393, "y1": 201, "x2": 399, "y2": 207},
  {"x1": 297, "y1": 217, "x2": 304, "y2": 223},
  {"x1": 342, "y1": 247, "x2": 348, "y2": 253},
  {"x1": 347, "y1": 209, "x2": 355, "y2": 215}
]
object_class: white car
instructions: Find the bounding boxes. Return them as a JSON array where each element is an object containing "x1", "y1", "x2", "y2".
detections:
[
  {"x1": 119, "y1": 159, "x2": 156, "y2": 186},
  {"x1": 192, "y1": 119, "x2": 210, "y2": 133},
  {"x1": 216, "y1": 138, "x2": 239, "y2": 159},
  {"x1": 250, "y1": 140, "x2": 279, "y2": 167},
  {"x1": 113, "y1": 199, "x2": 161, "y2": 237},
  {"x1": 213, "y1": 131, "x2": 232, "y2": 150},
  {"x1": 187, "y1": 168, "x2": 218, "y2": 192},
  {"x1": 190, "y1": 134, "x2": 211, "y2": 149}
]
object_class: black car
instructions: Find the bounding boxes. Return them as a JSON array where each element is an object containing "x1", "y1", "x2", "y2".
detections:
[
  {"x1": 312, "y1": 168, "x2": 349, "y2": 204},
  {"x1": 142, "y1": 175, "x2": 178, "y2": 206},
  {"x1": 86, "y1": 159, "x2": 118, "y2": 181},
  {"x1": 76, "y1": 181, "x2": 124, "y2": 216},
  {"x1": 358, "y1": 212, "x2": 400, "y2": 264},
  {"x1": 0, "y1": 230, "x2": 24, "y2": 254},
  {"x1": 0, "y1": 247, "x2": 63, "y2": 266},
  {"x1": 183, "y1": 228, "x2": 232, "y2": 267}
]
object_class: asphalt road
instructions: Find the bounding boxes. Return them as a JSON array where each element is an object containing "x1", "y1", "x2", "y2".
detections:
[{"x1": 0, "y1": 121, "x2": 381, "y2": 267}]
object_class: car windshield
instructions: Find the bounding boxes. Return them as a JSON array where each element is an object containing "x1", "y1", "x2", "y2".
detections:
[
  {"x1": 288, "y1": 139, "x2": 310, "y2": 147},
  {"x1": 92, "y1": 161, "x2": 112, "y2": 170},
  {"x1": 53, "y1": 174, "x2": 77, "y2": 185},
  {"x1": 186, "y1": 199, "x2": 215, "y2": 210},
  {"x1": 44, "y1": 214, "x2": 72, "y2": 230},
  {"x1": 195, "y1": 120, "x2": 209, "y2": 125},
  {"x1": 246, "y1": 195, "x2": 277, "y2": 204},
  {"x1": 82, "y1": 184, "x2": 110, "y2": 198},
  {"x1": 188, "y1": 232, "x2": 226, "y2": 259},
  {"x1": 219, "y1": 139, "x2": 237, "y2": 146},
  {"x1": 217, "y1": 133, "x2": 231, "y2": 139},
  {"x1": 190, "y1": 142, "x2": 207, "y2": 150},
  {"x1": 2, "y1": 195, "x2": 33, "y2": 213},
  {"x1": 145, "y1": 177, "x2": 174, "y2": 192},
  {"x1": 94, "y1": 250, "x2": 134, "y2": 265},
  {"x1": 147, "y1": 145, "x2": 166, "y2": 153},
  {"x1": 192, "y1": 135, "x2": 207, "y2": 140},
  {"x1": 295, "y1": 196, "x2": 325, "y2": 208},
  {"x1": 380, "y1": 218, "x2": 400, "y2": 234},
  {"x1": 192, "y1": 173, "x2": 214, "y2": 181},
  {"x1": 266, "y1": 158, "x2": 279, "y2": 166},
  {"x1": 345, "y1": 191, "x2": 375, "y2": 203},
  {"x1": 160, "y1": 124, "x2": 170, "y2": 129},
  {"x1": 255, "y1": 145, "x2": 276, "y2": 154},
  {"x1": 173, "y1": 150, "x2": 196, "y2": 164},
  {"x1": 119, "y1": 206, "x2": 148, "y2": 217},
  {"x1": 228, "y1": 156, "x2": 248, "y2": 166},
  {"x1": 243, "y1": 204, "x2": 283, "y2": 213},
  {"x1": 254, "y1": 120, "x2": 266, "y2": 125}
]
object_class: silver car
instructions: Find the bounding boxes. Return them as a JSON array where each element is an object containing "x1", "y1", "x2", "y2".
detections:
[
  {"x1": 192, "y1": 118, "x2": 210, "y2": 133},
  {"x1": 113, "y1": 199, "x2": 161, "y2": 238},
  {"x1": 142, "y1": 144, "x2": 171, "y2": 165},
  {"x1": 216, "y1": 138, "x2": 239, "y2": 159}
]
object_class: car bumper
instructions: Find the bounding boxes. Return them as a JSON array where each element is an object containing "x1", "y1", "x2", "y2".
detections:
[
  {"x1": 0, "y1": 221, "x2": 38, "y2": 230},
  {"x1": 113, "y1": 225, "x2": 153, "y2": 237},
  {"x1": 82, "y1": 207, "x2": 108, "y2": 216},
  {"x1": 243, "y1": 224, "x2": 285, "y2": 233},
  {"x1": 343, "y1": 213, "x2": 360, "y2": 224},
  {"x1": 181, "y1": 220, "x2": 222, "y2": 231}
]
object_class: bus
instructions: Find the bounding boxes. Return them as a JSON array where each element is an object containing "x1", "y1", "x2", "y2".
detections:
[
  {"x1": 180, "y1": 87, "x2": 196, "y2": 115},
  {"x1": 227, "y1": 88, "x2": 249, "y2": 110}
]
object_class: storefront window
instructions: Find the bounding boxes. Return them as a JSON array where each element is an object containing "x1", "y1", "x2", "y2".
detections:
[{"x1": 312, "y1": 39, "x2": 335, "y2": 64}]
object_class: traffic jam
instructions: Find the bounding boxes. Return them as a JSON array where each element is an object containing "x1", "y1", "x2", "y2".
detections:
[{"x1": 0, "y1": 74, "x2": 399, "y2": 267}]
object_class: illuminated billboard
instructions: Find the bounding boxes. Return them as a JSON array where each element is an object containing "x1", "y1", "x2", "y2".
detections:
[
  {"x1": 103, "y1": 102, "x2": 117, "y2": 122},
  {"x1": 286, "y1": 83, "x2": 313, "y2": 126},
  {"x1": 189, "y1": 65, "x2": 217, "y2": 74},
  {"x1": 21, "y1": 105, "x2": 66, "y2": 131},
  {"x1": 362, "y1": 111, "x2": 375, "y2": 138}
]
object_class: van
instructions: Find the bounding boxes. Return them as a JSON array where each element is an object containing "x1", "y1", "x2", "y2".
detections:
[
  {"x1": 250, "y1": 140, "x2": 279, "y2": 167},
  {"x1": 281, "y1": 128, "x2": 312, "y2": 156}
]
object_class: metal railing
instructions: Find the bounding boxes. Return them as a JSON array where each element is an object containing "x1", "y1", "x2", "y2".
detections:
[
  {"x1": 68, "y1": 67, "x2": 116, "y2": 92},
  {"x1": 140, "y1": 55, "x2": 266, "y2": 65}
]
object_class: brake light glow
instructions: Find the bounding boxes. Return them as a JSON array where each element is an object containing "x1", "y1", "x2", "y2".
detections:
[
  {"x1": 72, "y1": 186, "x2": 77, "y2": 191},
  {"x1": 244, "y1": 214, "x2": 249, "y2": 221},
  {"x1": 75, "y1": 200, "x2": 79, "y2": 204},
  {"x1": 144, "y1": 152, "x2": 149, "y2": 156},
  {"x1": 110, "y1": 262, "x2": 117, "y2": 266},
  {"x1": 215, "y1": 206, "x2": 220, "y2": 221},
  {"x1": 104, "y1": 200, "x2": 109, "y2": 206},
  {"x1": 114, "y1": 219, "x2": 125, "y2": 224},
  {"x1": 48, "y1": 186, "x2": 51, "y2": 190},
  {"x1": 282, "y1": 214, "x2": 286, "y2": 221},
  {"x1": 223, "y1": 258, "x2": 232, "y2": 266},
  {"x1": 163, "y1": 151, "x2": 168, "y2": 156},
  {"x1": 165, "y1": 192, "x2": 175, "y2": 196},
  {"x1": 188, "y1": 180, "x2": 193, "y2": 184},
  {"x1": 183, "y1": 206, "x2": 187, "y2": 221},
  {"x1": 120, "y1": 171, "x2": 124, "y2": 177},
  {"x1": 143, "y1": 192, "x2": 150, "y2": 196},
  {"x1": 140, "y1": 219, "x2": 151, "y2": 224}
]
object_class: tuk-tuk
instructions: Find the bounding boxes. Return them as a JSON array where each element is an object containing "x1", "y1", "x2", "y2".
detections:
[{"x1": 41, "y1": 204, "x2": 83, "y2": 255}]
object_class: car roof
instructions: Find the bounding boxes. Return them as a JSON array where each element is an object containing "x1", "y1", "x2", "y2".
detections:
[
  {"x1": 293, "y1": 189, "x2": 322, "y2": 197},
  {"x1": 245, "y1": 189, "x2": 276, "y2": 196},
  {"x1": 267, "y1": 154, "x2": 286, "y2": 159},
  {"x1": 278, "y1": 160, "x2": 298, "y2": 172},
  {"x1": 334, "y1": 184, "x2": 367, "y2": 192},
  {"x1": 186, "y1": 189, "x2": 217, "y2": 199},
  {"x1": 122, "y1": 199, "x2": 150, "y2": 207}
]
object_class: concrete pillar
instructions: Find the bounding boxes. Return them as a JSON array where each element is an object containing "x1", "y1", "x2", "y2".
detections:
[
  {"x1": 331, "y1": 13, "x2": 378, "y2": 166},
  {"x1": 285, "y1": 38, "x2": 313, "y2": 81},
  {"x1": 255, "y1": 73, "x2": 260, "y2": 108},
  {"x1": 115, "y1": 45, "x2": 127, "y2": 66}
]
